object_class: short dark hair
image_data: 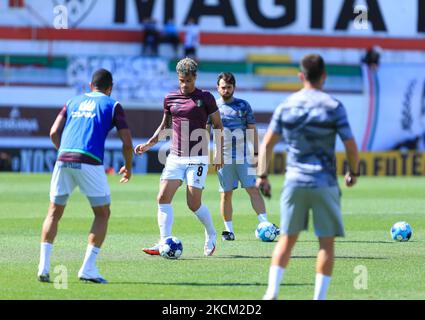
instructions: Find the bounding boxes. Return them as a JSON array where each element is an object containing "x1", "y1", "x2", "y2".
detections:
[
  {"x1": 217, "y1": 72, "x2": 236, "y2": 86},
  {"x1": 91, "y1": 69, "x2": 113, "y2": 90},
  {"x1": 300, "y1": 54, "x2": 325, "y2": 84}
]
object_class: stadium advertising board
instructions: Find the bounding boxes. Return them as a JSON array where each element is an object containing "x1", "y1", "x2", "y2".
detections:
[
  {"x1": 0, "y1": 147, "x2": 151, "y2": 173},
  {"x1": 1, "y1": 0, "x2": 424, "y2": 39},
  {"x1": 336, "y1": 152, "x2": 425, "y2": 176},
  {"x1": 0, "y1": 106, "x2": 55, "y2": 137},
  {"x1": 3, "y1": 147, "x2": 425, "y2": 176},
  {"x1": 269, "y1": 152, "x2": 425, "y2": 176},
  {"x1": 0, "y1": 104, "x2": 167, "y2": 138}
]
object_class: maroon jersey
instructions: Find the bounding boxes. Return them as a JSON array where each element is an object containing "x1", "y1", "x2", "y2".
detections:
[{"x1": 164, "y1": 88, "x2": 218, "y2": 157}]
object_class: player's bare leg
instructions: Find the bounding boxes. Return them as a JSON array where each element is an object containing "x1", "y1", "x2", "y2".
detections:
[
  {"x1": 245, "y1": 187, "x2": 278, "y2": 233},
  {"x1": 245, "y1": 187, "x2": 266, "y2": 216},
  {"x1": 187, "y1": 186, "x2": 217, "y2": 256},
  {"x1": 78, "y1": 205, "x2": 111, "y2": 284},
  {"x1": 271, "y1": 234, "x2": 298, "y2": 268},
  {"x1": 263, "y1": 234, "x2": 299, "y2": 299},
  {"x1": 220, "y1": 191, "x2": 235, "y2": 240},
  {"x1": 88, "y1": 205, "x2": 111, "y2": 248},
  {"x1": 220, "y1": 191, "x2": 233, "y2": 222},
  {"x1": 158, "y1": 179, "x2": 182, "y2": 204},
  {"x1": 313, "y1": 237, "x2": 335, "y2": 300},
  {"x1": 143, "y1": 179, "x2": 181, "y2": 255},
  {"x1": 41, "y1": 202, "x2": 65, "y2": 243},
  {"x1": 38, "y1": 202, "x2": 65, "y2": 282}
]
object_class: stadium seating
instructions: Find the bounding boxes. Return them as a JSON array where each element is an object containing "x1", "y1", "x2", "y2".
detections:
[{"x1": 0, "y1": 55, "x2": 67, "y2": 86}]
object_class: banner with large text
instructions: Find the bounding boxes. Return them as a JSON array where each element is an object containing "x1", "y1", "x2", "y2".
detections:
[
  {"x1": 1, "y1": 0, "x2": 424, "y2": 37},
  {"x1": 269, "y1": 152, "x2": 425, "y2": 176}
]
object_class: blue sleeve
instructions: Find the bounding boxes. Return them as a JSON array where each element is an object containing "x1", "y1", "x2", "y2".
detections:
[
  {"x1": 335, "y1": 103, "x2": 354, "y2": 141},
  {"x1": 268, "y1": 104, "x2": 283, "y2": 135},
  {"x1": 245, "y1": 102, "x2": 256, "y2": 125}
]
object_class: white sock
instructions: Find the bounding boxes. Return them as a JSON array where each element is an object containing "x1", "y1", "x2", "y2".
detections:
[
  {"x1": 224, "y1": 220, "x2": 234, "y2": 233},
  {"x1": 38, "y1": 242, "x2": 52, "y2": 276},
  {"x1": 80, "y1": 245, "x2": 100, "y2": 274},
  {"x1": 258, "y1": 213, "x2": 268, "y2": 223},
  {"x1": 264, "y1": 265, "x2": 285, "y2": 299},
  {"x1": 195, "y1": 204, "x2": 216, "y2": 237},
  {"x1": 313, "y1": 273, "x2": 332, "y2": 300},
  {"x1": 158, "y1": 204, "x2": 174, "y2": 241}
]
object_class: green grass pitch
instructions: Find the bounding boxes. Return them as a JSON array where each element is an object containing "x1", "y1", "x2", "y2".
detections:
[{"x1": 1, "y1": 173, "x2": 424, "y2": 300}]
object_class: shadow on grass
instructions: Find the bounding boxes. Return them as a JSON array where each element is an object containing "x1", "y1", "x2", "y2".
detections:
[
  {"x1": 292, "y1": 255, "x2": 388, "y2": 260},
  {"x1": 335, "y1": 256, "x2": 388, "y2": 260},
  {"x1": 297, "y1": 240, "x2": 395, "y2": 244},
  {"x1": 337, "y1": 240, "x2": 395, "y2": 244},
  {"x1": 104, "y1": 281, "x2": 312, "y2": 287},
  {"x1": 217, "y1": 255, "x2": 387, "y2": 260},
  {"x1": 219, "y1": 255, "x2": 272, "y2": 259}
]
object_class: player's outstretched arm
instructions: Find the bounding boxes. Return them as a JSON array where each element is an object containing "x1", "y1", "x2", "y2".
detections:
[
  {"x1": 256, "y1": 129, "x2": 281, "y2": 198},
  {"x1": 134, "y1": 113, "x2": 171, "y2": 155},
  {"x1": 343, "y1": 138, "x2": 360, "y2": 187},
  {"x1": 118, "y1": 128, "x2": 133, "y2": 183}
]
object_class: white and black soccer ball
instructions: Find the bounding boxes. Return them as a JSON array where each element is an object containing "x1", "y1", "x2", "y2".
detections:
[
  {"x1": 391, "y1": 221, "x2": 412, "y2": 242},
  {"x1": 255, "y1": 222, "x2": 278, "y2": 242},
  {"x1": 159, "y1": 236, "x2": 183, "y2": 259}
]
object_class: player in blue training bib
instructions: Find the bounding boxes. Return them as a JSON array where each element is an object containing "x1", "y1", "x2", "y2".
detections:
[{"x1": 37, "y1": 69, "x2": 133, "y2": 285}]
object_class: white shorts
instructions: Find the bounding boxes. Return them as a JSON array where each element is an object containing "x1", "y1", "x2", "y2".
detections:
[
  {"x1": 49, "y1": 161, "x2": 111, "y2": 206},
  {"x1": 160, "y1": 154, "x2": 209, "y2": 189}
]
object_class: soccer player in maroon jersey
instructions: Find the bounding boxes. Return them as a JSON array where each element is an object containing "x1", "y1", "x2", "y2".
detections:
[{"x1": 135, "y1": 57, "x2": 223, "y2": 256}]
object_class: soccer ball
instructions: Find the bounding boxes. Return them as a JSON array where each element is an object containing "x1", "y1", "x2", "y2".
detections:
[
  {"x1": 390, "y1": 221, "x2": 412, "y2": 242},
  {"x1": 255, "y1": 222, "x2": 278, "y2": 242},
  {"x1": 159, "y1": 236, "x2": 183, "y2": 259}
]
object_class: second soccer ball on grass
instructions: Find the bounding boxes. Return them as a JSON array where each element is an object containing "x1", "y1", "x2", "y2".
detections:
[{"x1": 255, "y1": 222, "x2": 278, "y2": 242}]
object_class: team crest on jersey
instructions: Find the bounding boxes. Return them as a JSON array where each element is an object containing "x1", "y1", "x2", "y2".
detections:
[
  {"x1": 52, "y1": 0, "x2": 97, "y2": 27},
  {"x1": 196, "y1": 100, "x2": 204, "y2": 108}
]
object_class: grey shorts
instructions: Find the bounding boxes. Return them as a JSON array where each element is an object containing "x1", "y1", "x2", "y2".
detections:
[
  {"x1": 217, "y1": 162, "x2": 256, "y2": 192},
  {"x1": 280, "y1": 185, "x2": 345, "y2": 237}
]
